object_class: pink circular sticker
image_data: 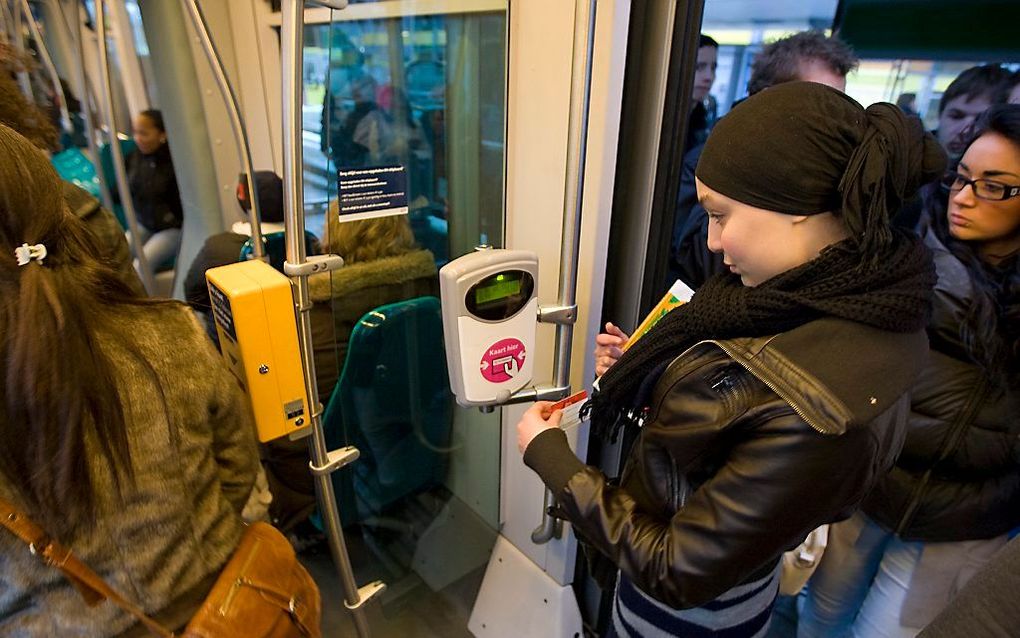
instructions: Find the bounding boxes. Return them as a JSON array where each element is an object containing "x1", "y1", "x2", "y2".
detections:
[{"x1": 479, "y1": 338, "x2": 527, "y2": 384}]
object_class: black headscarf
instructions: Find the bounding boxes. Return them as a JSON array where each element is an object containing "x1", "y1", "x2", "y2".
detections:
[
  {"x1": 697, "y1": 81, "x2": 946, "y2": 258},
  {"x1": 587, "y1": 82, "x2": 945, "y2": 442}
]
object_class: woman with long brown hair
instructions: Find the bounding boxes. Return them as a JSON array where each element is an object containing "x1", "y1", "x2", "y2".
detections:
[{"x1": 0, "y1": 123, "x2": 259, "y2": 636}]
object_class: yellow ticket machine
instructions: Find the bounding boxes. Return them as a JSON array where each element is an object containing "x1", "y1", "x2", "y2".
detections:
[{"x1": 206, "y1": 260, "x2": 309, "y2": 442}]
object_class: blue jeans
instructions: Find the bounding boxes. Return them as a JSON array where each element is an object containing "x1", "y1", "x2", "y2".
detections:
[
  {"x1": 127, "y1": 226, "x2": 181, "y2": 273},
  {"x1": 797, "y1": 511, "x2": 1006, "y2": 638}
]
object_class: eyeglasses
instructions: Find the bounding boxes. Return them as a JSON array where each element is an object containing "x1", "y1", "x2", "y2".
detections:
[{"x1": 940, "y1": 171, "x2": 1020, "y2": 201}]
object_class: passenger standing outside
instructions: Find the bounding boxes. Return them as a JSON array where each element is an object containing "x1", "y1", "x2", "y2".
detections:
[
  {"x1": 124, "y1": 109, "x2": 184, "y2": 272},
  {"x1": 932, "y1": 64, "x2": 1012, "y2": 160},
  {"x1": 685, "y1": 35, "x2": 718, "y2": 155},
  {"x1": 0, "y1": 123, "x2": 259, "y2": 636},
  {"x1": 521, "y1": 83, "x2": 945, "y2": 637},
  {"x1": 799, "y1": 104, "x2": 1020, "y2": 638},
  {"x1": 669, "y1": 31, "x2": 858, "y2": 291}
]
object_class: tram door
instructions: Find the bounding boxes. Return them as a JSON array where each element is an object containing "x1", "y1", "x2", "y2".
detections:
[{"x1": 288, "y1": 1, "x2": 627, "y2": 635}]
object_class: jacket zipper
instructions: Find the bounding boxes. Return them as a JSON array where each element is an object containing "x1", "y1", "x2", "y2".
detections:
[
  {"x1": 693, "y1": 339, "x2": 834, "y2": 435},
  {"x1": 893, "y1": 378, "x2": 991, "y2": 535}
]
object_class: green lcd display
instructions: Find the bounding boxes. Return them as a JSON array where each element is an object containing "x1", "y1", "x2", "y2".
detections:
[
  {"x1": 475, "y1": 278, "x2": 523, "y2": 305},
  {"x1": 465, "y1": 270, "x2": 534, "y2": 321}
]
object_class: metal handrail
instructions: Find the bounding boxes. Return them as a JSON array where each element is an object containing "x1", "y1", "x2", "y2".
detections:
[
  {"x1": 47, "y1": 0, "x2": 116, "y2": 215},
  {"x1": 281, "y1": 2, "x2": 375, "y2": 636},
  {"x1": 179, "y1": 0, "x2": 265, "y2": 260},
  {"x1": 530, "y1": 0, "x2": 598, "y2": 546},
  {"x1": 95, "y1": 0, "x2": 154, "y2": 293},
  {"x1": 19, "y1": 0, "x2": 71, "y2": 133}
]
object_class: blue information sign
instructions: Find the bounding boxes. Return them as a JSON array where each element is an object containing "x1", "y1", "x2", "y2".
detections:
[{"x1": 336, "y1": 165, "x2": 409, "y2": 222}]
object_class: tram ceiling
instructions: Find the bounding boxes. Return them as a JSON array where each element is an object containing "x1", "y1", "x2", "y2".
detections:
[{"x1": 834, "y1": 0, "x2": 1020, "y2": 62}]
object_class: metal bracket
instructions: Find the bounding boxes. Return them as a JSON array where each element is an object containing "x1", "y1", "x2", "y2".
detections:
[
  {"x1": 506, "y1": 384, "x2": 571, "y2": 404},
  {"x1": 537, "y1": 304, "x2": 578, "y2": 325},
  {"x1": 283, "y1": 254, "x2": 345, "y2": 278},
  {"x1": 309, "y1": 446, "x2": 359, "y2": 476},
  {"x1": 344, "y1": 580, "x2": 386, "y2": 611}
]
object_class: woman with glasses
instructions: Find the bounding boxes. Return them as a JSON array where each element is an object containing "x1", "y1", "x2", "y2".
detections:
[{"x1": 800, "y1": 104, "x2": 1020, "y2": 638}]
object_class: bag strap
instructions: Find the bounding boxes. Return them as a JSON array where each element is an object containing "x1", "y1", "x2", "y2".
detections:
[{"x1": 0, "y1": 496, "x2": 175, "y2": 638}]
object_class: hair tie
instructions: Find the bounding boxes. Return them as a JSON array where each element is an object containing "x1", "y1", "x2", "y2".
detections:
[{"x1": 15, "y1": 243, "x2": 47, "y2": 267}]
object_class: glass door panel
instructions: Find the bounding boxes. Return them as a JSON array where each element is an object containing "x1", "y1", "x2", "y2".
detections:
[{"x1": 299, "y1": 4, "x2": 507, "y2": 635}]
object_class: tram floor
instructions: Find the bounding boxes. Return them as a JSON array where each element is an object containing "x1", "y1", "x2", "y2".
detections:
[{"x1": 301, "y1": 528, "x2": 483, "y2": 637}]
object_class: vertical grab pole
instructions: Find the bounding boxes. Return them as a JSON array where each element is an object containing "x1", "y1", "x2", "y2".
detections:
[
  {"x1": 178, "y1": 0, "x2": 265, "y2": 260},
  {"x1": 64, "y1": 0, "x2": 115, "y2": 214},
  {"x1": 19, "y1": 0, "x2": 71, "y2": 133},
  {"x1": 530, "y1": 0, "x2": 598, "y2": 546},
  {"x1": 280, "y1": 2, "x2": 378, "y2": 636},
  {"x1": 95, "y1": 0, "x2": 155, "y2": 294},
  {"x1": 10, "y1": 0, "x2": 33, "y2": 98},
  {"x1": 0, "y1": 0, "x2": 10, "y2": 44}
]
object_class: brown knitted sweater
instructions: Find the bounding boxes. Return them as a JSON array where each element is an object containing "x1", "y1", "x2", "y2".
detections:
[{"x1": 0, "y1": 304, "x2": 259, "y2": 636}]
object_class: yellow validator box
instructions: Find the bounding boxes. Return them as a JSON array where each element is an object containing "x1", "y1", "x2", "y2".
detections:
[{"x1": 206, "y1": 260, "x2": 308, "y2": 442}]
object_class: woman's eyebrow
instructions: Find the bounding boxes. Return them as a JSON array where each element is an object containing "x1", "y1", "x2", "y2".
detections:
[{"x1": 980, "y1": 169, "x2": 1020, "y2": 179}]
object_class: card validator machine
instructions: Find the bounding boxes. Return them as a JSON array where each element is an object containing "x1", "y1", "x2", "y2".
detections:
[
  {"x1": 205, "y1": 260, "x2": 309, "y2": 442},
  {"x1": 440, "y1": 249, "x2": 539, "y2": 407}
]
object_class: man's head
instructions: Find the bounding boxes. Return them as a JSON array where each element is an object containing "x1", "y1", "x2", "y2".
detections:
[
  {"x1": 937, "y1": 65, "x2": 1012, "y2": 157},
  {"x1": 747, "y1": 31, "x2": 858, "y2": 96},
  {"x1": 236, "y1": 171, "x2": 284, "y2": 224},
  {"x1": 692, "y1": 35, "x2": 719, "y2": 104}
]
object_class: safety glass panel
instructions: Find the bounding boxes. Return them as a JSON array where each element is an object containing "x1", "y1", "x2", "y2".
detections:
[{"x1": 299, "y1": 4, "x2": 507, "y2": 635}]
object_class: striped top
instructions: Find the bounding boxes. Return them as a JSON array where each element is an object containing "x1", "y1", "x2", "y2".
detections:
[{"x1": 609, "y1": 564, "x2": 780, "y2": 637}]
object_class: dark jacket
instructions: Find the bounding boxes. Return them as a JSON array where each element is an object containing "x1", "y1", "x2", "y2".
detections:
[
  {"x1": 669, "y1": 142, "x2": 723, "y2": 290},
  {"x1": 64, "y1": 182, "x2": 146, "y2": 296},
  {"x1": 125, "y1": 144, "x2": 183, "y2": 233},
  {"x1": 308, "y1": 248, "x2": 439, "y2": 402},
  {"x1": 525, "y1": 318, "x2": 928, "y2": 609},
  {"x1": 862, "y1": 228, "x2": 1020, "y2": 542}
]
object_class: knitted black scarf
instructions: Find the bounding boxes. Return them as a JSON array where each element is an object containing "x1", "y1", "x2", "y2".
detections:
[{"x1": 587, "y1": 229, "x2": 935, "y2": 442}]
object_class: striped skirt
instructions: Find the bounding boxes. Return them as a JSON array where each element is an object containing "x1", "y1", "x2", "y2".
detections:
[{"x1": 609, "y1": 563, "x2": 780, "y2": 637}]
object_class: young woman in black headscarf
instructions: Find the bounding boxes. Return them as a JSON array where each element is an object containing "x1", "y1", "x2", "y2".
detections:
[
  {"x1": 799, "y1": 104, "x2": 1020, "y2": 638},
  {"x1": 514, "y1": 82, "x2": 946, "y2": 637}
]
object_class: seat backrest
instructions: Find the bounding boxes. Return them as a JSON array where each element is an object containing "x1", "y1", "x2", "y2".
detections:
[
  {"x1": 321, "y1": 296, "x2": 453, "y2": 520},
  {"x1": 98, "y1": 138, "x2": 138, "y2": 229},
  {"x1": 51, "y1": 148, "x2": 102, "y2": 199},
  {"x1": 239, "y1": 231, "x2": 321, "y2": 272}
]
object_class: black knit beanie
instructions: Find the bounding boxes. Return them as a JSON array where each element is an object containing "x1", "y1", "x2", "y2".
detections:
[{"x1": 696, "y1": 81, "x2": 946, "y2": 257}]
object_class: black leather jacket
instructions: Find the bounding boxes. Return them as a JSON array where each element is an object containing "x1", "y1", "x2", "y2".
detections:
[
  {"x1": 863, "y1": 229, "x2": 1020, "y2": 542},
  {"x1": 525, "y1": 318, "x2": 928, "y2": 609}
]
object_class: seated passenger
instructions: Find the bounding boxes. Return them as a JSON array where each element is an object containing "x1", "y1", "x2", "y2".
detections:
[
  {"x1": 517, "y1": 82, "x2": 945, "y2": 636},
  {"x1": 0, "y1": 54, "x2": 144, "y2": 295},
  {"x1": 799, "y1": 104, "x2": 1020, "y2": 638},
  {"x1": 183, "y1": 171, "x2": 286, "y2": 342},
  {"x1": 0, "y1": 123, "x2": 259, "y2": 636},
  {"x1": 263, "y1": 207, "x2": 437, "y2": 533},
  {"x1": 310, "y1": 204, "x2": 439, "y2": 401},
  {"x1": 123, "y1": 109, "x2": 184, "y2": 272}
]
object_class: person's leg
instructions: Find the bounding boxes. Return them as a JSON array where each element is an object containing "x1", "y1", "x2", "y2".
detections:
[
  {"x1": 848, "y1": 536, "x2": 924, "y2": 638},
  {"x1": 125, "y1": 224, "x2": 153, "y2": 258},
  {"x1": 851, "y1": 534, "x2": 1009, "y2": 638},
  {"x1": 797, "y1": 512, "x2": 892, "y2": 638},
  {"x1": 142, "y1": 227, "x2": 182, "y2": 270}
]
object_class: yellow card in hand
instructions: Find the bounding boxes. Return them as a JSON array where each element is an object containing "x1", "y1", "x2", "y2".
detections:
[{"x1": 621, "y1": 279, "x2": 695, "y2": 352}]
